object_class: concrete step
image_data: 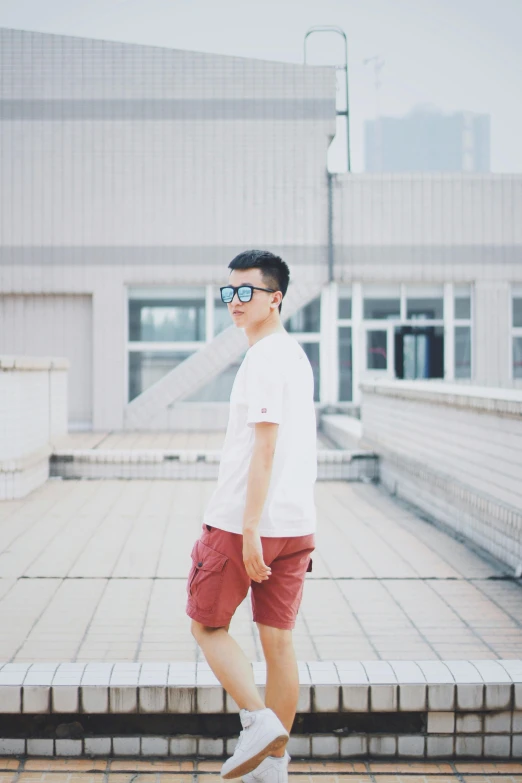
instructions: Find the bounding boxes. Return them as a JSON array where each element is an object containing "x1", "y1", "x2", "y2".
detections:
[
  {"x1": 0, "y1": 660, "x2": 521, "y2": 759},
  {"x1": 50, "y1": 447, "x2": 378, "y2": 481}
]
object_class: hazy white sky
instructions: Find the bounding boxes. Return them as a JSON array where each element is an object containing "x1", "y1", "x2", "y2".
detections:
[{"x1": 0, "y1": 0, "x2": 520, "y2": 172}]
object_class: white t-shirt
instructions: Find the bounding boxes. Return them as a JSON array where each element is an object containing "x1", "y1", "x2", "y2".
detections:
[{"x1": 203, "y1": 331, "x2": 317, "y2": 537}]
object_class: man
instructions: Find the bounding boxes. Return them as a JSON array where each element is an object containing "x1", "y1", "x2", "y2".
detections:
[{"x1": 186, "y1": 249, "x2": 317, "y2": 782}]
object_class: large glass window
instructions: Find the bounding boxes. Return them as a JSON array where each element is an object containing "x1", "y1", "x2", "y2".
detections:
[
  {"x1": 406, "y1": 285, "x2": 444, "y2": 320},
  {"x1": 513, "y1": 286, "x2": 522, "y2": 379},
  {"x1": 513, "y1": 290, "x2": 522, "y2": 328},
  {"x1": 513, "y1": 337, "x2": 522, "y2": 380},
  {"x1": 339, "y1": 286, "x2": 352, "y2": 319},
  {"x1": 367, "y1": 330, "x2": 387, "y2": 370},
  {"x1": 363, "y1": 285, "x2": 401, "y2": 320},
  {"x1": 454, "y1": 285, "x2": 472, "y2": 320},
  {"x1": 301, "y1": 343, "x2": 320, "y2": 401},
  {"x1": 455, "y1": 326, "x2": 472, "y2": 379},
  {"x1": 338, "y1": 327, "x2": 352, "y2": 401},
  {"x1": 129, "y1": 287, "x2": 206, "y2": 342},
  {"x1": 285, "y1": 297, "x2": 321, "y2": 333},
  {"x1": 129, "y1": 351, "x2": 192, "y2": 401}
]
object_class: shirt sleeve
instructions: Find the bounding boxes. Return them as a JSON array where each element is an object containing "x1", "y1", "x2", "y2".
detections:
[{"x1": 245, "y1": 348, "x2": 284, "y2": 427}]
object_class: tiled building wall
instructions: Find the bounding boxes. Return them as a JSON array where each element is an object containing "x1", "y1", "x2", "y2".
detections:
[
  {"x1": 333, "y1": 174, "x2": 522, "y2": 389},
  {"x1": 360, "y1": 380, "x2": 522, "y2": 573},
  {"x1": 0, "y1": 27, "x2": 336, "y2": 428}
]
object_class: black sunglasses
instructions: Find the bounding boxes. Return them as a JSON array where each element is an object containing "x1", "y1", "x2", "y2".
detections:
[{"x1": 220, "y1": 285, "x2": 276, "y2": 304}]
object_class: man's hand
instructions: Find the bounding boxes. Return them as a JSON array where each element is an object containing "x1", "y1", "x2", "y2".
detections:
[{"x1": 242, "y1": 528, "x2": 271, "y2": 583}]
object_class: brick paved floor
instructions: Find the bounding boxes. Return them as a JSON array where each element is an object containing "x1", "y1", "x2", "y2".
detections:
[
  {"x1": 1, "y1": 758, "x2": 522, "y2": 782},
  {"x1": 0, "y1": 478, "x2": 521, "y2": 662}
]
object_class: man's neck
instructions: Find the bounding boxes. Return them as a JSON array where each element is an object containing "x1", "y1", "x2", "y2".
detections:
[{"x1": 245, "y1": 317, "x2": 285, "y2": 347}]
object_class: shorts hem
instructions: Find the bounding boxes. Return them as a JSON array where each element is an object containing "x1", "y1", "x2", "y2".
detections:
[
  {"x1": 252, "y1": 614, "x2": 295, "y2": 631},
  {"x1": 186, "y1": 605, "x2": 233, "y2": 629}
]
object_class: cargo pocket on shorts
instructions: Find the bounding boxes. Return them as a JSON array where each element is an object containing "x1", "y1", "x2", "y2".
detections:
[{"x1": 188, "y1": 539, "x2": 229, "y2": 613}]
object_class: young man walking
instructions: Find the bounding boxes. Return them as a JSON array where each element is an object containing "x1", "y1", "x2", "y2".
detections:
[{"x1": 186, "y1": 249, "x2": 317, "y2": 782}]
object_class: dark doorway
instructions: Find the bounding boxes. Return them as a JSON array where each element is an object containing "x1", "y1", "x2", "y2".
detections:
[{"x1": 395, "y1": 326, "x2": 444, "y2": 380}]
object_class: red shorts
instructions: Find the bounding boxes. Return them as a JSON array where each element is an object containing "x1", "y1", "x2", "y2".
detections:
[{"x1": 186, "y1": 524, "x2": 315, "y2": 631}]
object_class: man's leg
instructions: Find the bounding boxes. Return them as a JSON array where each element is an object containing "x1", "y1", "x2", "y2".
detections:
[
  {"x1": 191, "y1": 620, "x2": 265, "y2": 712},
  {"x1": 257, "y1": 622, "x2": 299, "y2": 757}
]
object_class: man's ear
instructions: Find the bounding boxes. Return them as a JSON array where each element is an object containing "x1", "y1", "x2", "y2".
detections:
[{"x1": 271, "y1": 292, "x2": 283, "y2": 310}]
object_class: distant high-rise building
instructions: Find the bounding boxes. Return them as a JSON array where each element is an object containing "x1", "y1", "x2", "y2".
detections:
[{"x1": 364, "y1": 105, "x2": 490, "y2": 172}]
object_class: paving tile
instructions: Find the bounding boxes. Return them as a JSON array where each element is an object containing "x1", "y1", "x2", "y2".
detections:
[
  {"x1": 369, "y1": 763, "x2": 454, "y2": 772},
  {"x1": 0, "y1": 761, "x2": 20, "y2": 771},
  {"x1": 3, "y1": 479, "x2": 522, "y2": 666}
]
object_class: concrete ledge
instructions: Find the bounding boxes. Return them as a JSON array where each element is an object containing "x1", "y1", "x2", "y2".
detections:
[
  {"x1": 360, "y1": 380, "x2": 522, "y2": 419},
  {"x1": 50, "y1": 449, "x2": 378, "y2": 482},
  {"x1": 374, "y1": 444, "x2": 522, "y2": 576},
  {"x1": 0, "y1": 355, "x2": 69, "y2": 371},
  {"x1": 0, "y1": 447, "x2": 51, "y2": 500},
  {"x1": 321, "y1": 415, "x2": 364, "y2": 450},
  {"x1": 0, "y1": 660, "x2": 520, "y2": 759}
]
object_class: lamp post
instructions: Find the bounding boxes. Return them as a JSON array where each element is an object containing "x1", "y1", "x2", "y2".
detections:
[{"x1": 304, "y1": 25, "x2": 350, "y2": 173}]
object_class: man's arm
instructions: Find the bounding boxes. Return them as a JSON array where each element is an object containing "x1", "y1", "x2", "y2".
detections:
[{"x1": 242, "y1": 421, "x2": 278, "y2": 583}]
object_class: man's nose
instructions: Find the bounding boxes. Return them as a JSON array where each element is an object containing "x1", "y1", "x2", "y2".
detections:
[{"x1": 230, "y1": 291, "x2": 241, "y2": 305}]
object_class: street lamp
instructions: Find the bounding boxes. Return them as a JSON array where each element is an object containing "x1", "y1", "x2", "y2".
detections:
[{"x1": 304, "y1": 25, "x2": 351, "y2": 172}]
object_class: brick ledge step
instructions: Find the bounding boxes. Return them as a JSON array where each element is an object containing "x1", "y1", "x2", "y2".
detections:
[
  {"x1": 50, "y1": 449, "x2": 378, "y2": 481},
  {"x1": 0, "y1": 659, "x2": 520, "y2": 760}
]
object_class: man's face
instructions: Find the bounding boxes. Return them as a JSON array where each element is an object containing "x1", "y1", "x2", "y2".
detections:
[{"x1": 226, "y1": 267, "x2": 281, "y2": 329}]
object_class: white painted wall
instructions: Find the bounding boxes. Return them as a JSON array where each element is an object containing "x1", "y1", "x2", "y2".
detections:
[
  {"x1": 0, "y1": 355, "x2": 68, "y2": 499},
  {"x1": 0, "y1": 295, "x2": 93, "y2": 427}
]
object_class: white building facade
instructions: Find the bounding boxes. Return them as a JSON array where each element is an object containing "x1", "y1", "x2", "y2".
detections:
[{"x1": 1, "y1": 28, "x2": 521, "y2": 430}]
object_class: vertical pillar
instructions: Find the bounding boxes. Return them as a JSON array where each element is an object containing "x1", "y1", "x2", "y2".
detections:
[
  {"x1": 320, "y1": 282, "x2": 338, "y2": 404},
  {"x1": 474, "y1": 280, "x2": 511, "y2": 387},
  {"x1": 351, "y1": 283, "x2": 363, "y2": 404},
  {"x1": 92, "y1": 278, "x2": 126, "y2": 430},
  {"x1": 205, "y1": 284, "x2": 214, "y2": 342}
]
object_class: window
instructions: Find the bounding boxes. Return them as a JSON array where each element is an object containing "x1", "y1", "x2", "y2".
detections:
[
  {"x1": 339, "y1": 286, "x2": 352, "y2": 319},
  {"x1": 406, "y1": 285, "x2": 444, "y2": 320},
  {"x1": 367, "y1": 330, "x2": 387, "y2": 370},
  {"x1": 453, "y1": 285, "x2": 472, "y2": 379},
  {"x1": 454, "y1": 285, "x2": 471, "y2": 320},
  {"x1": 128, "y1": 351, "x2": 192, "y2": 402},
  {"x1": 513, "y1": 286, "x2": 522, "y2": 379},
  {"x1": 285, "y1": 297, "x2": 321, "y2": 333},
  {"x1": 127, "y1": 287, "x2": 205, "y2": 402},
  {"x1": 455, "y1": 327, "x2": 472, "y2": 379},
  {"x1": 514, "y1": 338, "x2": 522, "y2": 380},
  {"x1": 338, "y1": 327, "x2": 352, "y2": 401},
  {"x1": 129, "y1": 287, "x2": 206, "y2": 342},
  {"x1": 363, "y1": 285, "x2": 400, "y2": 320},
  {"x1": 301, "y1": 343, "x2": 320, "y2": 401}
]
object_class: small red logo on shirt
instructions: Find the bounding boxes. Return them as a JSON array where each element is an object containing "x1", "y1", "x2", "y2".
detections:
[{"x1": 261, "y1": 408, "x2": 267, "y2": 413}]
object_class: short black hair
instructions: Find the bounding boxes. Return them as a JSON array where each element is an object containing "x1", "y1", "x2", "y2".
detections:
[{"x1": 228, "y1": 250, "x2": 290, "y2": 314}]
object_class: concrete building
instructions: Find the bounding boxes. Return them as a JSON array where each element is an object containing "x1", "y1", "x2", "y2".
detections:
[
  {"x1": 365, "y1": 106, "x2": 490, "y2": 172},
  {"x1": 0, "y1": 28, "x2": 521, "y2": 431}
]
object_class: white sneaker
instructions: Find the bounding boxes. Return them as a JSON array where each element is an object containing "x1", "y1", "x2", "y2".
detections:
[
  {"x1": 221, "y1": 708, "x2": 289, "y2": 780},
  {"x1": 242, "y1": 750, "x2": 291, "y2": 783}
]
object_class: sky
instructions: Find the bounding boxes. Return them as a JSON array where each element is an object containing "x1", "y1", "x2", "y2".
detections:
[{"x1": 0, "y1": 0, "x2": 521, "y2": 172}]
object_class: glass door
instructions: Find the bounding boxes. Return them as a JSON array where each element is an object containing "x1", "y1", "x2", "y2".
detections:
[{"x1": 361, "y1": 324, "x2": 394, "y2": 380}]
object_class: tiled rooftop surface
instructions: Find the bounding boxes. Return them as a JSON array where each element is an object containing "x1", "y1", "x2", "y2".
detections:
[
  {"x1": 0, "y1": 757, "x2": 522, "y2": 781},
  {"x1": 1, "y1": 476, "x2": 521, "y2": 663}
]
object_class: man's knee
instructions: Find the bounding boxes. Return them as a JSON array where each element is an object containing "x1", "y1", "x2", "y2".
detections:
[
  {"x1": 190, "y1": 619, "x2": 228, "y2": 642},
  {"x1": 257, "y1": 623, "x2": 294, "y2": 659}
]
